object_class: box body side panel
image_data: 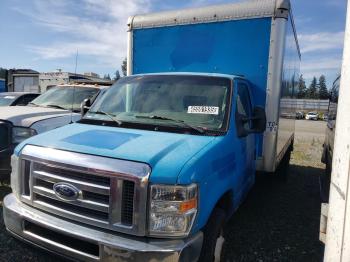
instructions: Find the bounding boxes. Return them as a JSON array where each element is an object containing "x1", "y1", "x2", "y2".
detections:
[{"x1": 276, "y1": 16, "x2": 300, "y2": 165}]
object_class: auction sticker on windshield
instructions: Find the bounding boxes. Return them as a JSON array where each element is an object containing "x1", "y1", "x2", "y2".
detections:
[{"x1": 188, "y1": 106, "x2": 219, "y2": 115}]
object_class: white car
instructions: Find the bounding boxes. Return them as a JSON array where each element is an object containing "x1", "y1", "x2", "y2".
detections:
[
  {"x1": 305, "y1": 112, "x2": 319, "y2": 120},
  {"x1": 0, "y1": 84, "x2": 107, "y2": 177}
]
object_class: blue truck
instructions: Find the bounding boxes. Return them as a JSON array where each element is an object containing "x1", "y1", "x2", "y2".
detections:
[{"x1": 3, "y1": 0, "x2": 300, "y2": 261}]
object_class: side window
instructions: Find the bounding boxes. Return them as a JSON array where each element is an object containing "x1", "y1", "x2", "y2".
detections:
[
  {"x1": 236, "y1": 83, "x2": 253, "y2": 130},
  {"x1": 15, "y1": 95, "x2": 37, "y2": 106}
]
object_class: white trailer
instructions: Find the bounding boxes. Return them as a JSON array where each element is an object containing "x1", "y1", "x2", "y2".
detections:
[{"x1": 323, "y1": 0, "x2": 350, "y2": 261}]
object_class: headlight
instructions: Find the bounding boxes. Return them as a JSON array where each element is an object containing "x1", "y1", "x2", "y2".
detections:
[
  {"x1": 12, "y1": 127, "x2": 37, "y2": 144},
  {"x1": 10, "y1": 154, "x2": 20, "y2": 198},
  {"x1": 149, "y1": 184, "x2": 198, "y2": 237}
]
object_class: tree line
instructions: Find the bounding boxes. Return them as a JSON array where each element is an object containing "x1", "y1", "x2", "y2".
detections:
[
  {"x1": 0, "y1": 68, "x2": 7, "y2": 79},
  {"x1": 298, "y1": 74, "x2": 329, "y2": 99},
  {"x1": 103, "y1": 58, "x2": 127, "y2": 81}
]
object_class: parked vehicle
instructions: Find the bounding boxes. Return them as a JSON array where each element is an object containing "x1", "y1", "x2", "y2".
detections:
[
  {"x1": 3, "y1": 1, "x2": 300, "y2": 261},
  {"x1": 322, "y1": 113, "x2": 329, "y2": 121},
  {"x1": 0, "y1": 84, "x2": 106, "y2": 178},
  {"x1": 296, "y1": 111, "x2": 304, "y2": 119},
  {"x1": 305, "y1": 111, "x2": 319, "y2": 120},
  {"x1": 321, "y1": 76, "x2": 340, "y2": 202},
  {"x1": 0, "y1": 92, "x2": 40, "y2": 107}
]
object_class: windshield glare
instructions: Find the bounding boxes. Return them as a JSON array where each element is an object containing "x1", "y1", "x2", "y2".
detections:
[
  {"x1": 86, "y1": 75, "x2": 231, "y2": 132},
  {"x1": 31, "y1": 86, "x2": 99, "y2": 110},
  {"x1": 0, "y1": 95, "x2": 17, "y2": 106}
]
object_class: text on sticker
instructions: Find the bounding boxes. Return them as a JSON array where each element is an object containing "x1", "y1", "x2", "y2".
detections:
[{"x1": 188, "y1": 106, "x2": 219, "y2": 115}]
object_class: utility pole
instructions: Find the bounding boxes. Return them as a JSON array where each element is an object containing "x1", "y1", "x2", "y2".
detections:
[{"x1": 324, "y1": 1, "x2": 350, "y2": 261}]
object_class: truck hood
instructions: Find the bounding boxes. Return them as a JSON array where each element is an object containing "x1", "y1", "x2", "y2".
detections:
[
  {"x1": 16, "y1": 123, "x2": 216, "y2": 184},
  {"x1": 0, "y1": 106, "x2": 71, "y2": 127}
]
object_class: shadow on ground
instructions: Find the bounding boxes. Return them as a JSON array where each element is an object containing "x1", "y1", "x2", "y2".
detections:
[{"x1": 222, "y1": 164, "x2": 324, "y2": 262}]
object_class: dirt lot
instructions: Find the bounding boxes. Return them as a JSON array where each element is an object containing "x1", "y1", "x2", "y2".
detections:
[{"x1": 0, "y1": 120, "x2": 327, "y2": 262}]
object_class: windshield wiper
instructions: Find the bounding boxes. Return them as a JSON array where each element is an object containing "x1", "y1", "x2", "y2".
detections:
[
  {"x1": 45, "y1": 104, "x2": 67, "y2": 110},
  {"x1": 88, "y1": 110, "x2": 122, "y2": 126},
  {"x1": 135, "y1": 115, "x2": 205, "y2": 134},
  {"x1": 28, "y1": 102, "x2": 39, "y2": 107}
]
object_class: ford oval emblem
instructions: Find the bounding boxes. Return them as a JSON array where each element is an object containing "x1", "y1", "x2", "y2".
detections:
[{"x1": 53, "y1": 182, "x2": 81, "y2": 201}]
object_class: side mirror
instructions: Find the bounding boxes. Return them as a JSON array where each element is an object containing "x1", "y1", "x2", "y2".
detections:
[
  {"x1": 236, "y1": 106, "x2": 266, "y2": 137},
  {"x1": 250, "y1": 106, "x2": 266, "y2": 133},
  {"x1": 80, "y1": 98, "x2": 91, "y2": 116}
]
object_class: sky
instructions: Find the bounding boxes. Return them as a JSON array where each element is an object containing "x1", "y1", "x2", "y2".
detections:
[{"x1": 0, "y1": 0, "x2": 347, "y2": 87}]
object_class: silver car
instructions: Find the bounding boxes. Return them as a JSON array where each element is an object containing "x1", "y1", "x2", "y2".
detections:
[{"x1": 305, "y1": 112, "x2": 319, "y2": 120}]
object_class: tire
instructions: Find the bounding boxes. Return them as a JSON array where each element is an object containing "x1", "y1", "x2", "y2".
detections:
[{"x1": 198, "y1": 208, "x2": 226, "y2": 262}]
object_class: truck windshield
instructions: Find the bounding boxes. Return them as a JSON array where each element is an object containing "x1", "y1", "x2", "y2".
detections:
[
  {"x1": 84, "y1": 75, "x2": 231, "y2": 134},
  {"x1": 0, "y1": 95, "x2": 17, "y2": 106},
  {"x1": 30, "y1": 86, "x2": 99, "y2": 111}
]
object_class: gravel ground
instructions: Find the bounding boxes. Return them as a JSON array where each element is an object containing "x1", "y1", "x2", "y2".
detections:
[{"x1": 0, "y1": 120, "x2": 326, "y2": 262}]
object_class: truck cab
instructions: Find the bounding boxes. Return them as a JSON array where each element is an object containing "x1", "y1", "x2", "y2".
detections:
[
  {"x1": 0, "y1": 84, "x2": 106, "y2": 178},
  {"x1": 5, "y1": 73, "x2": 265, "y2": 261}
]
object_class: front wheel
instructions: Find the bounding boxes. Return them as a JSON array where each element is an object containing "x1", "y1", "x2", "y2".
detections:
[{"x1": 198, "y1": 208, "x2": 226, "y2": 262}]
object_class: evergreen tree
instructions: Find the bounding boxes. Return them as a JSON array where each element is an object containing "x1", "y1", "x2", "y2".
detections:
[
  {"x1": 0, "y1": 68, "x2": 7, "y2": 79},
  {"x1": 306, "y1": 77, "x2": 318, "y2": 99},
  {"x1": 319, "y1": 75, "x2": 329, "y2": 99},
  {"x1": 114, "y1": 70, "x2": 120, "y2": 81},
  {"x1": 103, "y1": 74, "x2": 111, "y2": 80},
  {"x1": 121, "y1": 58, "x2": 127, "y2": 76},
  {"x1": 297, "y1": 74, "x2": 307, "y2": 98}
]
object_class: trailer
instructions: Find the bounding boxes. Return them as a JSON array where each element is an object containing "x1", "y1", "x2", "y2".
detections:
[{"x1": 322, "y1": 1, "x2": 350, "y2": 260}]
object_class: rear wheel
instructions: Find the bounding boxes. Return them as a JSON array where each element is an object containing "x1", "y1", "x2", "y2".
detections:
[{"x1": 199, "y1": 208, "x2": 226, "y2": 262}]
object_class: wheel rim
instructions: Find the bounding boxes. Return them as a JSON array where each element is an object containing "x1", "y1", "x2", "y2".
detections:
[{"x1": 214, "y1": 230, "x2": 225, "y2": 262}]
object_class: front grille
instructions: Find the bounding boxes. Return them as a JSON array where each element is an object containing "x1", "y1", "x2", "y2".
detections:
[
  {"x1": 30, "y1": 161, "x2": 136, "y2": 225},
  {"x1": 36, "y1": 194, "x2": 109, "y2": 221},
  {"x1": 30, "y1": 161, "x2": 112, "y2": 225},
  {"x1": 38, "y1": 164, "x2": 110, "y2": 186},
  {"x1": 19, "y1": 145, "x2": 150, "y2": 236},
  {"x1": 0, "y1": 122, "x2": 10, "y2": 150}
]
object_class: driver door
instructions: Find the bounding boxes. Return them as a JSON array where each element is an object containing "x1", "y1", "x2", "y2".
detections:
[{"x1": 235, "y1": 80, "x2": 256, "y2": 192}]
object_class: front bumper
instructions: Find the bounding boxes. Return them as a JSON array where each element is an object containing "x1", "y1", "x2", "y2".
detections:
[{"x1": 3, "y1": 193, "x2": 203, "y2": 262}]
